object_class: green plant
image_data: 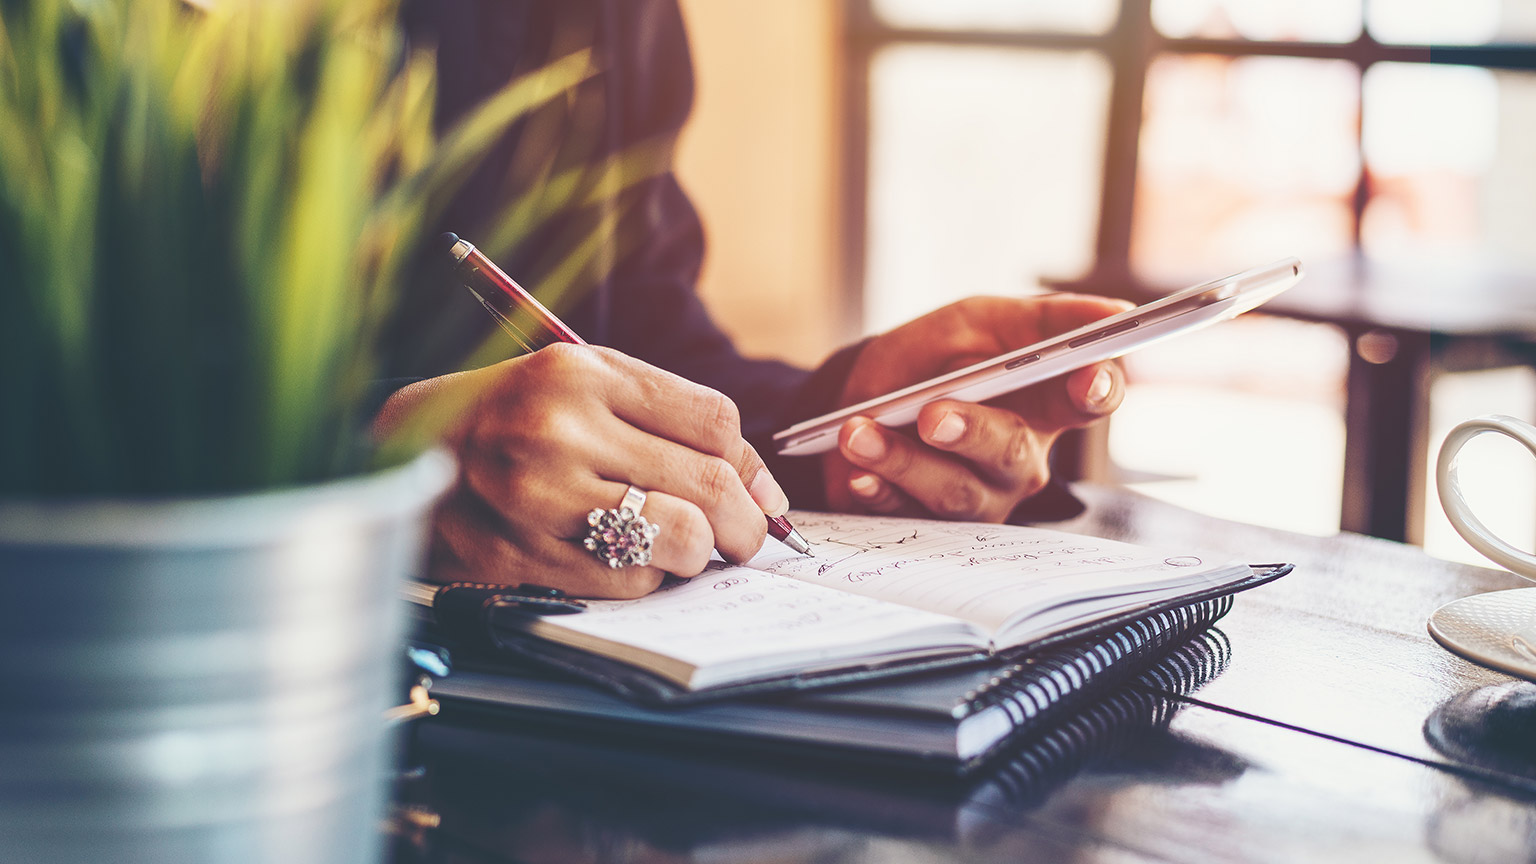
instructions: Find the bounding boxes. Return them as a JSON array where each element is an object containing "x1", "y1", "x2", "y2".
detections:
[{"x1": 0, "y1": 0, "x2": 594, "y2": 496}]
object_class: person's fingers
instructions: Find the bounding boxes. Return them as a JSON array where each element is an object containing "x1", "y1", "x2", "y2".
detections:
[
  {"x1": 557, "y1": 485, "x2": 717, "y2": 578},
  {"x1": 586, "y1": 425, "x2": 769, "y2": 563},
  {"x1": 967, "y1": 294, "x2": 1135, "y2": 356},
  {"x1": 464, "y1": 358, "x2": 773, "y2": 567},
  {"x1": 838, "y1": 417, "x2": 1015, "y2": 521},
  {"x1": 914, "y1": 400, "x2": 1053, "y2": 493},
  {"x1": 1069, "y1": 361, "x2": 1124, "y2": 416},
  {"x1": 846, "y1": 471, "x2": 911, "y2": 514},
  {"x1": 626, "y1": 491, "x2": 717, "y2": 575},
  {"x1": 855, "y1": 294, "x2": 1131, "y2": 390},
  {"x1": 427, "y1": 489, "x2": 669, "y2": 599},
  {"x1": 994, "y1": 360, "x2": 1124, "y2": 436},
  {"x1": 460, "y1": 412, "x2": 761, "y2": 570},
  {"x1": 573, "y1": 346, "x2": 788, "y2": 517}
]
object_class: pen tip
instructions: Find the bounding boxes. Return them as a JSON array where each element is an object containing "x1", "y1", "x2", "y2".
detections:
[{"x1": 784, "y1": 528, "x2": 814, "y2": 557}]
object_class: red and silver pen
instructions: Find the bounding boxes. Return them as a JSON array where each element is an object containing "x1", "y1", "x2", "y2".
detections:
[{"x1": 442, "y1": 233, "x2": 813, "y2": 556}]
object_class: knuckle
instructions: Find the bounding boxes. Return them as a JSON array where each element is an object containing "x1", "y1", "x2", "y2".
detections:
[
  {"x1": 524, "y1": 341, "x2": 569, "y2": 369},
  {"x1": 884, "y1": 440, "x2": 915, "y2": 477},
  {"x1": 1005, "y1": 439, "x2": 1052, "y2": 498},
  {"x1": 546, "y1": 340, "x2": 590, "y2": 363},
  {"x1": 519, "y1": 406, "x2": 573, "y2": 443},
  {"x1": 668, "y1": 507, "x2": 715, "y2": 574},
  {"x1": 536, "y1": 342, "x2": 600, "y2": 380},
  {"x1": 502, "y1": 407, "x2": 582, "y2": 458},
  {"x1": 933, "y1": 480, "x2": 984, "y2": 520},
  {"x1": 696, "y1": 457, "x2": 738, "y2": 506},
  {"x1": 694, "y1": 389, "x2": 741, "y2": 447},
  {"x1": 1017, "y1": 465, "x2": 1051, "y2": 500},
  {"x1": 996, "y1": 427, "x2": 1038, "y2": 476},
  {"x1": 736, "y1": 449, "x2": 767, "y2": 487}
]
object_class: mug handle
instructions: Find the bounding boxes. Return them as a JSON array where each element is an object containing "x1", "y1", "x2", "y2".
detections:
[{"x1": 1437, "y1": 414, "x2": 1536, "y2": 580}]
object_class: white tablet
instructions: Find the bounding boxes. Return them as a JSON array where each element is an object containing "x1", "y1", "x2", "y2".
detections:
[{"x1": 774, "y1": 257, "x2": 1304, "y2": 457}]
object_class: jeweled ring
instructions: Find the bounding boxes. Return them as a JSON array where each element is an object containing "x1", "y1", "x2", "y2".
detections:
[{"x1": 583, "y1": 486, "x2": 661, "y2": 568}]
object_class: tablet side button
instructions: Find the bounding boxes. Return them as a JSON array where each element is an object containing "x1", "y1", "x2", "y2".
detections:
[
  {"x1": 1068, "y1": 318, "x2": 1139, "y2": 349},
  {"x1": 1004, "y1": 353, "x2": 1043, "y2": 371}
]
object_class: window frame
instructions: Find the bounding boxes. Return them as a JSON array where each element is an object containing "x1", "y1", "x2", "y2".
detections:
[{"x1": 839, "y1": 0, "x2": 1536, "y2": 321}]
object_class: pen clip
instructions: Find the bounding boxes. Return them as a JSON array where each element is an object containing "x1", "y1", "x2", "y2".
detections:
[{"x1": 487, "y1": 589, "x2": 589, "y2": 616}]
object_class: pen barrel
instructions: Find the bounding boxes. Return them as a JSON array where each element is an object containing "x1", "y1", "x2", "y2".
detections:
[{"x1": 455, "y1": 250, "x2": 585, "y2": 349}]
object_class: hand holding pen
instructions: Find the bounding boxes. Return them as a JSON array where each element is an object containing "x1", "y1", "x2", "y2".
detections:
[
  {"x1": 444, "y1": 233, "x2": 811, "y2": 558},
  {"x1": 373, "y1": 235, "x2": 810, "y2": 599}
]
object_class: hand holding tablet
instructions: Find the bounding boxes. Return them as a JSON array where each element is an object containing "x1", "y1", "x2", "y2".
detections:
[{"x1": 775, "y1": 257, "x2": 1304, "y2": 457}]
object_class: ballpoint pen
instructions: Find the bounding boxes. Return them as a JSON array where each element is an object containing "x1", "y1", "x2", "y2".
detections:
[{"x1": 441, "y1": 232, "x2": 814, "y2": 556}]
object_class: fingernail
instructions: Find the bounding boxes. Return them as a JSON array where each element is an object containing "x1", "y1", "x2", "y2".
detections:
[
  {"x1": 849, "y1": 473, "x2": 882, "y2": 498},
  {"x1": 748, "y1": 467, "x2": 789, "y2": 517},
  {"x1": 929, "y1": 411, "x2": 966, "y2": 444},
  {"x1": 846, "y1": 423, "x2": 886, "y2": 462},
  {"x1": 1086, "y1": 368, "x2": 1114, "y2": 407}
]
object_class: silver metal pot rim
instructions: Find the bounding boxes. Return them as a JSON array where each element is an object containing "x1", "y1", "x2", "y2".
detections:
[{"x1": 0, "y1": 448, "x2": 456, "y2": 548}]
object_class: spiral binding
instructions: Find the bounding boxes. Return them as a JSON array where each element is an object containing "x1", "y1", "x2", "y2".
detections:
[
  {"x1": 973, "y1": 626, "x2": 1234, "y2": 806},
  {"x1": 1137, "y1": 625, "x2": 1234, "y2": 695},
  {"x1": 961, "y1": 596, "x2": 1234, "y2": 767},
  {"x1": 969, "y1": 596, "x2": 1233, "y2": 714}
]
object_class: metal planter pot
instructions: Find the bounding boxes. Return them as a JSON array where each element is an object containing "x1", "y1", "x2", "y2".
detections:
[{"x1": 0, "y1": 449, "x2": 455, "y2": 864}]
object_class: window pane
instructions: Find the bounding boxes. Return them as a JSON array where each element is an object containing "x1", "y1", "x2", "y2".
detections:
[
  {"x1": 1110, "y1": 316, "x2": 1349, "y2": 536},
  {"x1": 1132, "y1": 55, "x2": 1360, "y2": 284},
  {"x1": 865, "y1": 46, "x2": 1110, "y2": 332},
  {"x1": 872, "y1": 0, "x2": 1118, "y2": 34},
  {"x1": 1152, "y1": 0, "x2": 1362, "y2": 42},
  {"x1": 1363, "y1": 63, "x2": 1536, "y2": 269},
  {"x1": 1367, "y1": 0, "x2": 1536, "y2": 45}
]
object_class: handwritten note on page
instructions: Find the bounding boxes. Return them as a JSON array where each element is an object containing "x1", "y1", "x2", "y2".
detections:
[
  {"x1": 523, "y1": 564, "x2": 987, "y2": 689},
  {"x1": 750, "y1": 512, "x2": 1247, "y2": 640}
]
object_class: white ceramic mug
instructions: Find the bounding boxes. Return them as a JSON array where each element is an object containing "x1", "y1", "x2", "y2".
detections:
[{"x1": 1437, "y1": 414, "x2": 1536, "y2": 581}]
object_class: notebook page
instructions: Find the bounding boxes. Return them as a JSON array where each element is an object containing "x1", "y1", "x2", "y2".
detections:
[
  {"x1": 521, "y1": 564, "x2": 987, "y2": 688},
  {"x1": 752, "y1": 512, "x2": 1243, "y2": 637}
]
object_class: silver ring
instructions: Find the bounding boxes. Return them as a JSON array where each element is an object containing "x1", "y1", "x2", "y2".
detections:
[{"x1": 583, "y1": 486, "x2": 661, "y2": 568}]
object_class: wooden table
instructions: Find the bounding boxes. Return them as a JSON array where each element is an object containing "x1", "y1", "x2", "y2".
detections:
[{"x1": 390, "y1": 485, "x2": 1536, "y2": 863}]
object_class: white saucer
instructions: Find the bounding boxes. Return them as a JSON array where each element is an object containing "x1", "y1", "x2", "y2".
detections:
[{"x1": 1428, "y1": 587, "x2": 1536, "y2": 682}]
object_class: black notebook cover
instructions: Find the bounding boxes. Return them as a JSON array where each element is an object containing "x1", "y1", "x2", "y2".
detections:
[{"x1": 414, "y1": 640, "x2": 1234, "y2": 853}]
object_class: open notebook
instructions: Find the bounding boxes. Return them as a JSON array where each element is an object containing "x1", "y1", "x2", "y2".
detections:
[{"x1": 417, "y1": 512, "x2": 1280, "y2": 701}]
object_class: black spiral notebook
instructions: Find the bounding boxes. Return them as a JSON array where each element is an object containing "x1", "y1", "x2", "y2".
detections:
[
  {"x1": 427, "y1": 580, "x2": 1280, "y2": 774},
  {"x1": 410, "y1": 629, "x2": 1237, "y2": 858},
  {"x1": 414, "y1": 511, "x2": 1290, "y2": 710}
]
